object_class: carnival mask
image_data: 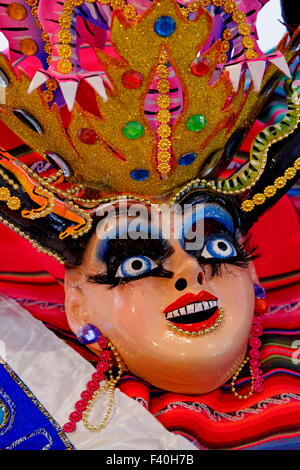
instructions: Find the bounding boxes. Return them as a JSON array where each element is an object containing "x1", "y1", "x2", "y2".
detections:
[{"x1": 65, "y1": 192, "x2": 258, "y2": 394}]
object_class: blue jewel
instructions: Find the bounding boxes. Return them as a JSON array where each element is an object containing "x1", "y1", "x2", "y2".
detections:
[
  {"x1": 154, "y1": 16, "x2": 176, "y2": 37},
  {"x1": 130, "y1": 168, "x2": 150, "y2": 181},
  {"x1": 77, "y1": 324, "x2": 101, "y2": 344},
  {"x1": 178, "y1": 152, "x2": 197, "y2": 166},
  {"x1": 254, "y1": 284, "x2": 266, "y2": 299}
]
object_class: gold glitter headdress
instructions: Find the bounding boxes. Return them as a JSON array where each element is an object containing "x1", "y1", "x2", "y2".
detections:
[{"x1": 0, "y1": 0, "x2": 299, "y2": 264}]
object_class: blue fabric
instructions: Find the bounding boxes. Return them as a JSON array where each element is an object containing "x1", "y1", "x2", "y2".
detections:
[{"x1": 0, "y1": 362, "x2": 73, "y2": 450}]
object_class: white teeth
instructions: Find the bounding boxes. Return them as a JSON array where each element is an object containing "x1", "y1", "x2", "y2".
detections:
[
  {"x1": 166, "y1": 299, "x2": 218, "y2": 319},
  {"x1": 186, "y1": 304, "x2": 195, "y2": 314}
]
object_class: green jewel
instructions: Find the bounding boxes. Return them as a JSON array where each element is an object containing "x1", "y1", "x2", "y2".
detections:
[
  {"x1": 186, "y1": 114, "x2": 206, "y2": 132},
  {"x1": 122, "y1": 121, "x2": 144, "y2": 139}
]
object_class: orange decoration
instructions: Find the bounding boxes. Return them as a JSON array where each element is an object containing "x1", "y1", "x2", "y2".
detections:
[
  {"x1": 7, "y1": 2, "x2": 27, "y2": 21},
  {"x1": 19, "y1": 38, "x2": 38, "y2": 55}
]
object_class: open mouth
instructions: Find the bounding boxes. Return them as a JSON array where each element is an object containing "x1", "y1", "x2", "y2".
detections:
[{"x1": 163, "y1": 291, "x2": 223, "y2": 334}]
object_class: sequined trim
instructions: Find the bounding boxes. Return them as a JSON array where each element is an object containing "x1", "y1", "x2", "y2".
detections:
[{"x1": 0, "y1": 359, "x2": 74, "y2": 450}]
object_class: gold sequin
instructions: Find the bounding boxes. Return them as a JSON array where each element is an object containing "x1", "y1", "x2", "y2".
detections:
[
  {"x1": 46, "y1": 79, "x2": 59, "y2": 91},
  {"x1": 157, "y1": 125, "x2": 171, "y2": 138},
  {"x1": 212, "y1": 0, "x2": 225, "y2": 6},
  {"x1": 294, "y1": 158, "x2": 300, "y2": 170},
  {"x1": 188, "y1": 1, "x2": 201, "y2": 12},
  {"x1": 42, "y1": 90, "x2": 54, "y2": 103},
  {"x1": 242, "y1": 36, "x2": 255, "y2": 49},
  {"x1": 0, "y1": 187, "x2": 10, "y2": 200},
  {"x1": 59, "y1": 14, "x2": 72, "y2": 28},
  {"x1": 157, "y1": 162, "x2": 171, "y2": 174},
  {"x1": 157, "y1": 138, "x2": 171, "y2": 150},
  {"x1": 156, "y1": 64, "x2": 169, "y2": 79},
  {"x1": 274, "y1": 176, "x2": 286, "y2": 188},
  {"x1": 157, "y1": 79, "x2": 170, "y2": 94},
  {"x1": 223, "y1": 0, "x2": 237, "y2": 14},
  {"x1": 245, "y1": 49, "x2": 258, "y2": 60},
  {"x1": 57, "y1": 58, "x2": 73, "y2": 74},
  {"x1": 218, "y1": 53, "x2": 228, "y2": 64},
  {"x1": 123, "y1": 4, "x2": 137, "y2": 20},
  {"x1": 157, "y1": 95, "x2": 170, "y2": 109},
  {"x1": 111, "y1": 0, "x2": 126, "y2": 9},
  {"x1": 58, "y1": 29, "x2": 73, "y2": 43},
  {"x1": 157, "y1": 109, "x2": 171, "y2": 123},
  {"x1": 252, "y1": 193, "x2": 265, "y2": 205},
  {"x1": 238, "y1": 23, "x2": 251, "y2": 35},
  {"x1": 221, "y1": 41, "x2": 230, "y2": 52},
  {"x1": 232, "y1": 10, "x2": 246, "y2": 23},
  {"x1": 241, "y1": 200, "x2": 255, "y2": 211},
  {"x1": 157, "y1": 150, "x2": 171, "y2": 162},
  {"x1": 284, "y1": 167, "x2": 297, "y2": 179},
  {"x1": 58, "y1": 44, "x2": 73, "y2": 59},
  {"x1": 264, "y1": 185, "x2": 276, "y2": 197},
  {"x1": 7, "y1": 196, "x2": 21, "y2": 210},
  {"x1": 222, "y1": 28, "x2": 232, "y2": 40}
]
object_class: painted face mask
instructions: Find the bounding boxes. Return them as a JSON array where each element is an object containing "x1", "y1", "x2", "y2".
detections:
[
  {"x1": 0, "y1": 0, "x2": 298, "y2": 442},
  {"x1": 65, "y1": 193, "x2": 258, "y2": 394}
]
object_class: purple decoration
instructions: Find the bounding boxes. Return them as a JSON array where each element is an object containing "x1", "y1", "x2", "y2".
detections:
[
  {"x1": 254, "y1": 283, "x2": 266, "y2": 299},
  {"x1": 76, "y1": 323, "x2": 101, "y2": 344}
]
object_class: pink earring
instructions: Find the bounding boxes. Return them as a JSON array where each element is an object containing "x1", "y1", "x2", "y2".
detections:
[
  {"x1": 63, "y1": 333, "x2": 123, "y2": 433},
  {"x1": 250, "y1": 284, "x2": 268, "y2": 393},
  {"x1": 231, "y1": 284, "x2": 268, "y2": 399}
]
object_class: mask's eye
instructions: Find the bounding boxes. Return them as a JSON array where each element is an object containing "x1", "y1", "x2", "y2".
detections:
[
  {"x1": 201, "y1": 237, "x2": 237, "y2": 259},
  {"x1": 116, "y1": 256, "x2": 158, "y2": 278}
]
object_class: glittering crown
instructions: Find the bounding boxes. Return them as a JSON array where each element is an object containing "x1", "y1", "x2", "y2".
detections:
[
  {"x1": 0, "y1": 0, "x2": 295, "y2": 197},
  {"x1": 0, "y1": 0, "x2": 299, "y2": 265}
]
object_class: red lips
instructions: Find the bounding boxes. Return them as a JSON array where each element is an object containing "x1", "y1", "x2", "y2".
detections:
[{"x1": 163, "y1": 290, "x2": 217, "y2": 314}]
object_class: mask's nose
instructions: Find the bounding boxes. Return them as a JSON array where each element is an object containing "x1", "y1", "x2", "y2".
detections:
[{"x1": 170, "y1": 241, "x2": 205, "y2": 292}]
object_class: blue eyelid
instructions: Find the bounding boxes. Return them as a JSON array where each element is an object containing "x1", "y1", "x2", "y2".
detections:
[{"x1": 182, "y1": 203, "x2": 235, "y2": 241}]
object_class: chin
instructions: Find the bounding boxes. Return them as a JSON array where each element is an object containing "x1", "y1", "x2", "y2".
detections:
[{"x1": 127, "y1": 346, "x2": 248, "y2": 395}]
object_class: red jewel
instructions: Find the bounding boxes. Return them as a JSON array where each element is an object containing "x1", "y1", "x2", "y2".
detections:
[
  {"x1": 81, "y1": 390, "x2": 93, "y2": 401},
  {"x1": 250, "y1": 358, "x2": 260, "y2": 369},
  {"x1": 190, "y1": 57, "x2": 210, "y2": 77},
  {"x1": 92, "y1": 372, "x2": 103, "y2": 382},
  {"x1": 249, "y1": 349, "x2": 260, "y2": 359},
  {"x1": 100, "y1": 350, "x2": 110, "y2": 361},
  {"x1": 78, "y1": 128, "x2": 98, "y2": 144},
  {"x1": 121, "y1": 70, "x2": 143, "y2": 89},
  {"x1": 86, "y1": 380, "x2": 100, "y2": 392},
  {"x1": 75, "y1": 400, "x2": 87, "y2": 412},
  {"x1": 63, "y1": 422, "x2": 76, "y2": 433},
  {"x1": 253, "y1": 382, "x2": 264, "y2": 393},
  {"x1": 249, "y1": 337, "x2": 261, "y2": 348},
  {"x1": 97, "y1": 361, "x2": 109, "y2": 372},
  {"x1": 254, "y1": 298, "x2": 268, "y2": 315},
  {"x1": 69, "y1": 410, "x2": 82, "y2": 422},
  {"x1": 98, "y1": 337, "x2": 108, "y2": 348}
]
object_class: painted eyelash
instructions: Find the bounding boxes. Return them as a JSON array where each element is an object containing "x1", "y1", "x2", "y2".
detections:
[
  {"x1": 90, "y1": 266, "x2": 174, "y2": 289},
  {"x1": 88, "y1": 239, "x2": 174, "y2": 288},
  {"x1": 198, "y1": 234, "x2": 259, "y2": 278}
]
